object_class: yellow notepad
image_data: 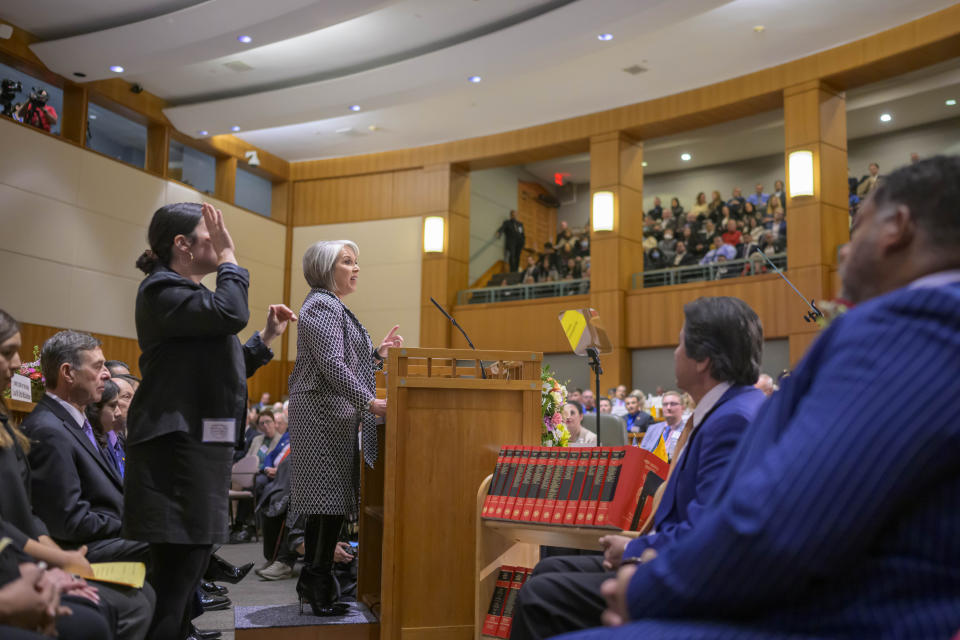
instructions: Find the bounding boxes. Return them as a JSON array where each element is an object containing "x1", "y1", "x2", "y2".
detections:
[{"x1": 89, "y1": 562, "x2": 146, "y2": 589}]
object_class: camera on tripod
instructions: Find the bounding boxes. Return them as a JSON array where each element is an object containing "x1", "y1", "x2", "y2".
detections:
[{"x1": 1, "y1": 78, "x2": 23, "y2": 117}]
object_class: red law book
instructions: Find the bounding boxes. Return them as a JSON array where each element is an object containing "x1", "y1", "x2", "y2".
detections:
[
  {"x1": 518, "y1": 448, "x2": 546, "y2": 521},
  {"x1": 492, "y1": 447, "x2": 520, "y2": 520},
  {"x1": 614, "y1": 448, "x2": 670, "y2": 531},
  {"x1": 540, "y1": 448, "x2": 569, "y2": 523},
  {"x1": 495, "y1": 566, "x2": 531, "y2": 638},
  {"x1": 481, "y1": 566, "x2": 515, "y2": 637},
  {"x1": 575, "y1": 449, "x2": 602, "y2": 526},
  {"x1": 594, "y1": 448, "x2": 627, "y2": 528},
  {"x1": 482, "y1": 448, "x2": 508, "y2": 518},
  {"x1": 531, "y1": 447, "x2": 560, "y2": 522},
  {"x1": 501, "y1": 447, "x2": 531, "y2": 521},
  {"x1": 564, "y1": 448, "x2": 594, "y2": 525},
  {"x1": 512, "y1": 448, "x2": 541, "y2": 520},
  {"x1": 584, "y1": 447, "x2": 612, "y2": 526},
  {"x1": 556, "y1": 448, "x2": 584, "y2": 525}
]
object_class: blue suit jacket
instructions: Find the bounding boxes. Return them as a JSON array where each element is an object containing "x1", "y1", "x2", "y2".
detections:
[
  {"x1": 622, "y1": 280, "x2": 960, "y2": 638},
  {"x1": 626, "y1": 385, "x2": 765, "y2": 558}
]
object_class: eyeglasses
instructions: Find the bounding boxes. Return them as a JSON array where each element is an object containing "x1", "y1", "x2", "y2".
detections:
[{"x1": 662, "y1": 401, "x2": 682, "y2": 407}]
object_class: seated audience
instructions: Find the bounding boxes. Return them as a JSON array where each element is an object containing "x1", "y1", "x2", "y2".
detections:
[
  {"x1": 597, "y1": 397, "x2": 612, "y2": 414},
  {"x1": 689, "y1": 192, "x2": 709, "y2": 218},
  {"x1": 658, "y1": 230, "x2": 677, "y2": 262},
  {"x1": 646, "y1": 197, "x2": 663, "y2": 220},
  {"x1": 105, "y1": 360, "x2": 131, "y2": 376},
  {"x1": 521, "y1": 255, "x2": 539, "y2": 282},
  {"x1": 581, "y1": 390, "x2": 596, "y2": 414},
  {"x1": 638, "y1": 390, "x2": 687, "y2": 459},
  {"x1": 766, "y1": 209, "x2": 787, "y2": 237},
  {"x1": 706, "y1": 191, "x2": 724, "y2": 221},
  {"x1": 622, "y1": 394, "x2": 655, "y2": 436},
  {"x1": 747, "y1": 182, "x2": 769, "y2": 207},
  {"x1": 700, "y1": 237, "x2": 736, "y2": 264},
  {"x1": 760, "y1": 230, "x2": 786, "y2": 254},
  {"x1": 856, "y1": 161, "x2": 881, "y2": 197},
  {"x1": 720, "y1": 220, "x2": 741, "y2": 246},
  {"x1": 771, "y1": 179, "x2": 786, "y2": 212},
  {"x1": 726, "y1": 187, "x2": 745, "y2": 216},
  {"x1": 563, "y1": 402, "x2": 596, "y2": 446},
  {"x1": 510, "y1": 296, "x2": 767, "y2": 640},
  {"x1": 741, "y1": 200, "x2": 757, "y2": 222},
  {"x1": 670, "y1": 242, "x2": 697, "y2": 268},
  {"x1": 668, "y1": 198, "x2": 684, "y2": 219},
  {"x1": 85, "y1": 380, "x2": 125, "y2": 478}
]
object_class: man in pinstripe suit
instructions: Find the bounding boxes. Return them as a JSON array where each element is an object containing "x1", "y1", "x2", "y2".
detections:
[{"x1": 559, "y1": 157, "x2": 960, "y2": 639}]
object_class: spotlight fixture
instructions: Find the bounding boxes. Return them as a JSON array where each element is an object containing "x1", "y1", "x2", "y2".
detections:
[
  {"x1": 237, "y1": 35, "x2": 252, "y2": 44},
  {"x1": 231, "y1": 125, "x2": 241, "y2": 132},
  {"x1": 349, "y1": 104, "x2": 361, "y2": 112},
  {"x1": 468, "y1": 75, "x2": 482, "y2": 83},
  {"x1": 198, "y1": 130, "x2": 208, "y2": 136},
  {"x1": 946, "y1": 99, "x2": 957, "y2": 106},
  {"x1": 109, "y1": 65, "x2": 124, "y2": 73},
  {"x1": 597, "y1": 33, "x2": 613, "y2": 41},
  {"x1": 879, "y1": 113, "x2": 892, "y2": 123},
  {"x1": 680, "y1": 153, "x2": 692, "y2": 162}
]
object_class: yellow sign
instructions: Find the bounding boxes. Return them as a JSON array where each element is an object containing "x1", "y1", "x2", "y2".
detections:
[
  {"x1": 560, "y1": 310, "x2": 587, "y2": 351},
  {"x1": 89, "y1": 562, "x2": 146, "y2": 589}
]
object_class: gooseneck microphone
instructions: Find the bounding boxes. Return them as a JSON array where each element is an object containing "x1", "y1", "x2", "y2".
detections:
[
  {"x1": 751, "y1": 248, "x2": 823, "y2": 322},
  {"x1": 429, "y1": 297, "x2": 486, "y2": 378}
]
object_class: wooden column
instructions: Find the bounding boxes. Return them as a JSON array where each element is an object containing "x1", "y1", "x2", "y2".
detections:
[
  {"x1": 215, "y1": 156, "x2": 237, "y2": 204},
  {"x1": 145, "y1": 124, "x2": 169, "y2": 177},
  {"x1": 589, "y1": 132, "x2": 644, "y2": 390},
  {"x1": 783, "y1": 80, "x2": 849, "y2": 365},
  {"x1": 60, "y1": 84, "x2": 87, "y2": 145},
  {"x1": 419, "y1": 164, "x2": 471, "y2": 347}
]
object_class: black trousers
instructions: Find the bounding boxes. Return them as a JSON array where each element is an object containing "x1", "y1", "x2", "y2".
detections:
[
  {"x1": 506, "y1": 242, "x2": 524, "y2": 272},
  {"x1": 261, "y1": 513, "x2": 298, "y2": 567},
  {"x1": 509, "y1": 555, "x2": 611, "y2": 640},
  {"x1": 97, "y1": 582, "x2": 156, "y2": 640},
  {"x1": 146, "y1": 543, "x2": 211, "y2": 640}
]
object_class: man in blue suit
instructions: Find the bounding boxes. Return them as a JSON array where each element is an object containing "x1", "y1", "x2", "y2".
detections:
[
  {"x1": 562, "y1": 156, "x2": 960, "y2": 639},
  {"x1": 509, "y1": 297, "x2": 767, "y2": 640}
]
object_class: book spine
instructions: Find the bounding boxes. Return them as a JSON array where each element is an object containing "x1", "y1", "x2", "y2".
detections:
[
  {"x1": 584, "y1": 447, "x2": 611, "y2": 526},
  {"x1": 575, "y1": 449, "x2": 602, "y2": 526},
  {"x1": 482, "y1": 448, "x2": 507, "y2": 518},
  {"x1": 481, "y1": 566, "x2": 514, "y2": 637},
  {"x1": 535, "y1": 448, "x2": 561, "y2": 523},
  {"x1": 501, "y1": 448, "x2": 530, "y2": 521},
  {"x1": 495, "y1": 566, "x2": 531, "y2": 638},
  {"x1": 624, "y1": 456, "x2": 669, "y2": 531},
  {"x1": 594, "y1": 448, "x2": 626, "y2": 528},
  {"x1": 559, "y1": 449, "x2": 584, "y2": 525},
  {"x1": 492, "y1": 448, "x2": 517, "y2": 520},
  {"x1": 521, "y1": 448, "x2": 547, "y2": 521},
  {"x1": 513, "y1": 448, "x2": 540, "y2": 520}
]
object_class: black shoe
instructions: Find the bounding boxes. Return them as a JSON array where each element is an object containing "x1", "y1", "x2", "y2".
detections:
[
  {"x1": 200, "y1": 582, "x2": 228, "y2": 596},
  {"x1": 204, "y1": 554, "x2": 254, "y2": 584},
  {"x1": 190, "y1": 625, "x2": 222, "y2": 640},
  {"x1": 200, "y1": 592, "x2": 231, "y2": 611},
  {"x1": 296, "y1": 565, "x2": 349, "y2": 617}
]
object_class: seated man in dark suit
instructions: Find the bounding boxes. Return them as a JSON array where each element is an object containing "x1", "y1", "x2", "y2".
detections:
[
  {"x1": 21, "y1": 331, "x2": 154, "y2": 640},
  {"x1": 510, "y1": 296, "x2": 767, "y2": 640},
  {"x1": 564, "y1": 155, "x2": 960, "y2": 639}
]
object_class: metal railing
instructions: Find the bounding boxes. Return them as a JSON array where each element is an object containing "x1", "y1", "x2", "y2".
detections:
[
  {"x1": 632, "y1": 253, "x2": 787, "y2": 289},
  {"x1": 456, "y1": 278, "x2": 590, "y2": 305}
]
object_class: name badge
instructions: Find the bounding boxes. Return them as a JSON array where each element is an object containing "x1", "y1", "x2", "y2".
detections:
[{"x1": 202, "y1": 419, "x2": 236, "y2": 443}]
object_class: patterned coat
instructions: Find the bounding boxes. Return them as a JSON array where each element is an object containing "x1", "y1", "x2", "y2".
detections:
[{"x1": 288, "y1": 288, "x2": 381, "y2": 516}]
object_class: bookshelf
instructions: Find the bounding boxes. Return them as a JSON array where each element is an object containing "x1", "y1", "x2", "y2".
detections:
[{"x1": 474, "y1": 474, "x2": 640, "y2": 640}]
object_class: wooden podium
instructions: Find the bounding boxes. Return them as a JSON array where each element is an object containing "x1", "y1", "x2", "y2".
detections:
[{"x1": 359, "y1": 348, "x2": 543, "y2": 640}]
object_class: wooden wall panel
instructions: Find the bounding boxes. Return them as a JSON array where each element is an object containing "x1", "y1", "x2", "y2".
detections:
[
  {"x1": 517, "y1": 181, "x2": 555, "y2": 255},
  {"x1": 18, "y1": 322, "x2": 142, "y2": 377},
  {"x1": 293, "y1": 173, "x2": 395, "y2": 226},
  {"x1": 451, "y1": 296, "x2": 589, "y2": 353}
]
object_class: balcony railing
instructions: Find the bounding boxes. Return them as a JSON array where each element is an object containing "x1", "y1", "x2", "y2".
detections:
[
  {"x1": 632, "y1": 253, "x2": 787, "y2": 289},
  {"x1": 456, "y1": 278, "x2": 590, "y2": 305}
]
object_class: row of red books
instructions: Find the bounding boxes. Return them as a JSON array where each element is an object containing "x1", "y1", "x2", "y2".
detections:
[
  {"x1": 481, "y1": 446, "x2": 668, "y2": 530},
  {"x1": 481, "y1": 565, "x2": 531, "y2": 638}
]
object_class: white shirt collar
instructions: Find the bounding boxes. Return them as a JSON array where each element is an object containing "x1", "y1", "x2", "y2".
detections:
[
  {"x1": 46, "y1": 391, "x2": 86, "y2": 429},
  {"x1": 692, "y1": 381, "x2": 732, "y2": 429},
  {"x1": 908, "y1": 269, "x2": 960, "y2": 290}
]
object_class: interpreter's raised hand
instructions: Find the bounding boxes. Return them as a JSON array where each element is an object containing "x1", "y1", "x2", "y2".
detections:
[
  {"x1": 201, "y1": 202, "x2": 236, "y2": 264},
  {"x1": 599, "y1": 535, "x2": 632, "y2": 570},
  {"x1": 369, "y1": 399, "x2": 387, "y2": 418},
  {"x1": 377, "y1": 325, "x2": 403, "y2": 358},
  {"x1": 600, "y1": 563, "x2": 637, "y2": 627},
  {"x1": 261, "y1": 304, "x2": 297, "y2": 347},
  {"x1": 0, "y1": 564, "x2": 59, "y2": 632}
]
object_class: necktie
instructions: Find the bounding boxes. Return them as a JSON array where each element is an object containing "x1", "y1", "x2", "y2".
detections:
[
  {"x1": 81, "y1": 419, "x2": 99, "y2": 449},
  {"x1": 638, "y1": 414, "x2": 695, "y2": 535}
]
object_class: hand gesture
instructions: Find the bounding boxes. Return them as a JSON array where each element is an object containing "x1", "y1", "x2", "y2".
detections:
[
  {"x1": 377, "y1": 325, "x2": 403, "y2": 358},
  {"x1": 369, "y1": 399, "x2": 387, "y2": 417},
  {"x1": 201, "y1": 203, "x2": 236, "y2": 264},
  {"x1": 0, "y1": 564, "x2": 61, "y2": 632},
  {"x1": 599, "y1": 535, "x2": 631, "y2": 570},
  {"x1": 261, "y1": 304, "x2": 297, "y2": 347},
  {"x1": 600, "y1": 563, "x2": 637, "y2": 627}
]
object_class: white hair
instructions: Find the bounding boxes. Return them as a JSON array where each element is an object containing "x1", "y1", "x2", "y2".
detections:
[{"x1": 302, "y1": 240, "x2": 359, "y2": 292}]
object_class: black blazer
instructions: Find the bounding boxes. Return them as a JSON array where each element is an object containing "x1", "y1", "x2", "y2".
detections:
[
  {"x1": 21, "y1": 395, "x2": 125, "y2": 548},
  {"x1": 127, "y1": 263, "x2": 272, "y2": 448},
  {"x1": 0, "y1": 414, "x2": 48, "y2": 550}
]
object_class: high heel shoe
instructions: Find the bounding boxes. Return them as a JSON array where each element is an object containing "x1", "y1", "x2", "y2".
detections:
[
  {"x1": 204, "y1": 554, "x2": 254, "y2": 584},
  {"x1": 296, "y1": 565, "x2": 350, "y2": 617}
]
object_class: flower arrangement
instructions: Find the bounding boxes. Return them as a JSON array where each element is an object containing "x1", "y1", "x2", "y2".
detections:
[
  {"x1": 814, "y1": 298, "x2": 852, "y2": 330},
  {"x1": 541, "y1": 365, "x2": 570, "y2": 447},
  {"x1": 2, "y1": 345, "x2": 45, "y2": 402}
]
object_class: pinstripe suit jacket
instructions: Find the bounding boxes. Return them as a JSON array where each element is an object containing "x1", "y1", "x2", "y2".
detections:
[{"x1": 616, "y1": 279, "x2": 960, "y2": 638}]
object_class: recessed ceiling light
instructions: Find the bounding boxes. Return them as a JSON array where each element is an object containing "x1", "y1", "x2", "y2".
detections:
[
  {"x1": 349, "y1": 104, "x2": 361, "y2": 112},
  {"x1": 109, "y1": 65, "x2": 124, "y2": 73},
  {"x1": 237, "y1": 35, "x2": 252, "y2": 44},
  {"x1": 642, "y1": 161, "x2": 648, "y2": 167},
  {"x1": 88, "y1": 114, "x2": 97, "y2": 120},
  {"x1": 946, "y1": 99, "x2": 957, "y2": 106},
  {"x1": 73, "y1": 72, "x2": 86, "y2": 78},
  {"x1": 753, "y1": 25, "x2": 765, "y2": 33},
  {"x1": 879, "y1": 113, "x2": 892, "y2": 122},
  {"x1": 368, "y1": 125, "x2": 379, "y2": 131},
  {"x1": 231, "y1": 125, "x2": 241, "y2": 132},
  {"x1": 597, "y1": 33, "x2": 613, "y2": 41},
  {"x1": 198, "y1": 130, "x2": 208, "y2": 136},
  {"x1": 681, "y1": 153, "x2": 692, "y2": 162},
  {"x1": 468, "y1": 75, "x2": 482, "y2": 83}
]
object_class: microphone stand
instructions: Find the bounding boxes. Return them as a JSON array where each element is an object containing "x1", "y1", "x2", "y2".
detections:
[
  {"x1": 429, "y1": 297, "x2": 487, "y2": 379},
  {"x1": 586, "y1": 347, "x2": 602, "y2": 437},
  {"x1": 752, "y1": 249, "x2": 823, "y2": 322}
]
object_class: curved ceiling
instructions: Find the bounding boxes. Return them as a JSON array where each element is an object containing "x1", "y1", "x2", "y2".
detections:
[{"x1": 6, "y1": 0, "x2": 958, "y2": 161}]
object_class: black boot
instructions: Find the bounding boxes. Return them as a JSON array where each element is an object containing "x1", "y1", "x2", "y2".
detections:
[
  {"x1": 297, "y1": 514, "x2": 349, "y2": 617},
  {"x1": 204, "y1": 553, "x2": 254, "y2": 584}
]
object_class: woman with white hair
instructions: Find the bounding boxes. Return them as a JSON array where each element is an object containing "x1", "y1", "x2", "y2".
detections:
[{"x1": 287, "y1": 240, "x2": 402, "y2": 616}]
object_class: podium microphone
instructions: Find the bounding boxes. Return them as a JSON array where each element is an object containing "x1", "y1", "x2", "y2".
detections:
[
  {"x1": 751, "y1": 248, "x2": 823, "y2": 322},
  {"x1": 429, "y1": 297, "x2": 486, "y2": 379}
]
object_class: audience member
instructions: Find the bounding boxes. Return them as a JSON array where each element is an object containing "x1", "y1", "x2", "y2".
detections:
[
  {"x1": 668, "y1": 198, "x2": 683, "y2": 219},
  {"x1": 856, "y1": 161, "x2": 881, "y2": 197},
  {"x1": 670, "y1": 242, "x2": 697, "y2": 268},
  {"x1": 765, "y1": 209, "x2": 787, "y2": 238},
  {"x1": 510, "y1": 296, "x2": 766, "y2": 639},
  {"x1": 747, "y1": 183, "x2": 769, "y2": 207},
  {"x1": 771, "y1": 179, "x2": 786, "y2": 212},
  {"x1": 85, "y1": 379, "x2": 125, "y2": 478},
  {"x1": 622, "y1": 394, "x2": 654, "y2": 436},
  {"x1": 495, "y1": 210, "x2": 525, "y2": 272},
  {"x1": 610, "y1": 386, "x2": 628, "y2": 417},
  {"x1": 760, "y1": 230, "x2": 785, "y2": 254},
  {"x1": 105, "y1": 360, "x2": 131, "y2": 376},
  {"x1": 562, "y1": 402, "x2": 596, "y2": 446},
  {"x1": 521, "y1": 255, "x2": 539, "y2": 282},
  {"x1": 700, "y1": 237, "x2": 736, "y2": 264},
  {"x1": 689, "y1": 192, "x2": 708, "y2": 218},
  {"x1": 658, "y1": 230, "x2": 677, "y2": 262},
  {"x1": 720, "y1": 220, "x2": 741, "y2": 246},
  {"x1": 597, "y1": 397, "x2": 612, "y2": 414},
  {"x1": 754, "y1": 373, "x2": 775, "y2": 396},
  {"x1": 647, "y1": 197, "x2": 663, "y2": 220},
  {"x1": 726, "y1": 187, "x2": 745, "y2": 215},
  {"x1": 638, "y1": 390, "x2": 686, "y2": 459},
  {"x1": 581, "y1": 390, "x2": 596, "y2": 414}
]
